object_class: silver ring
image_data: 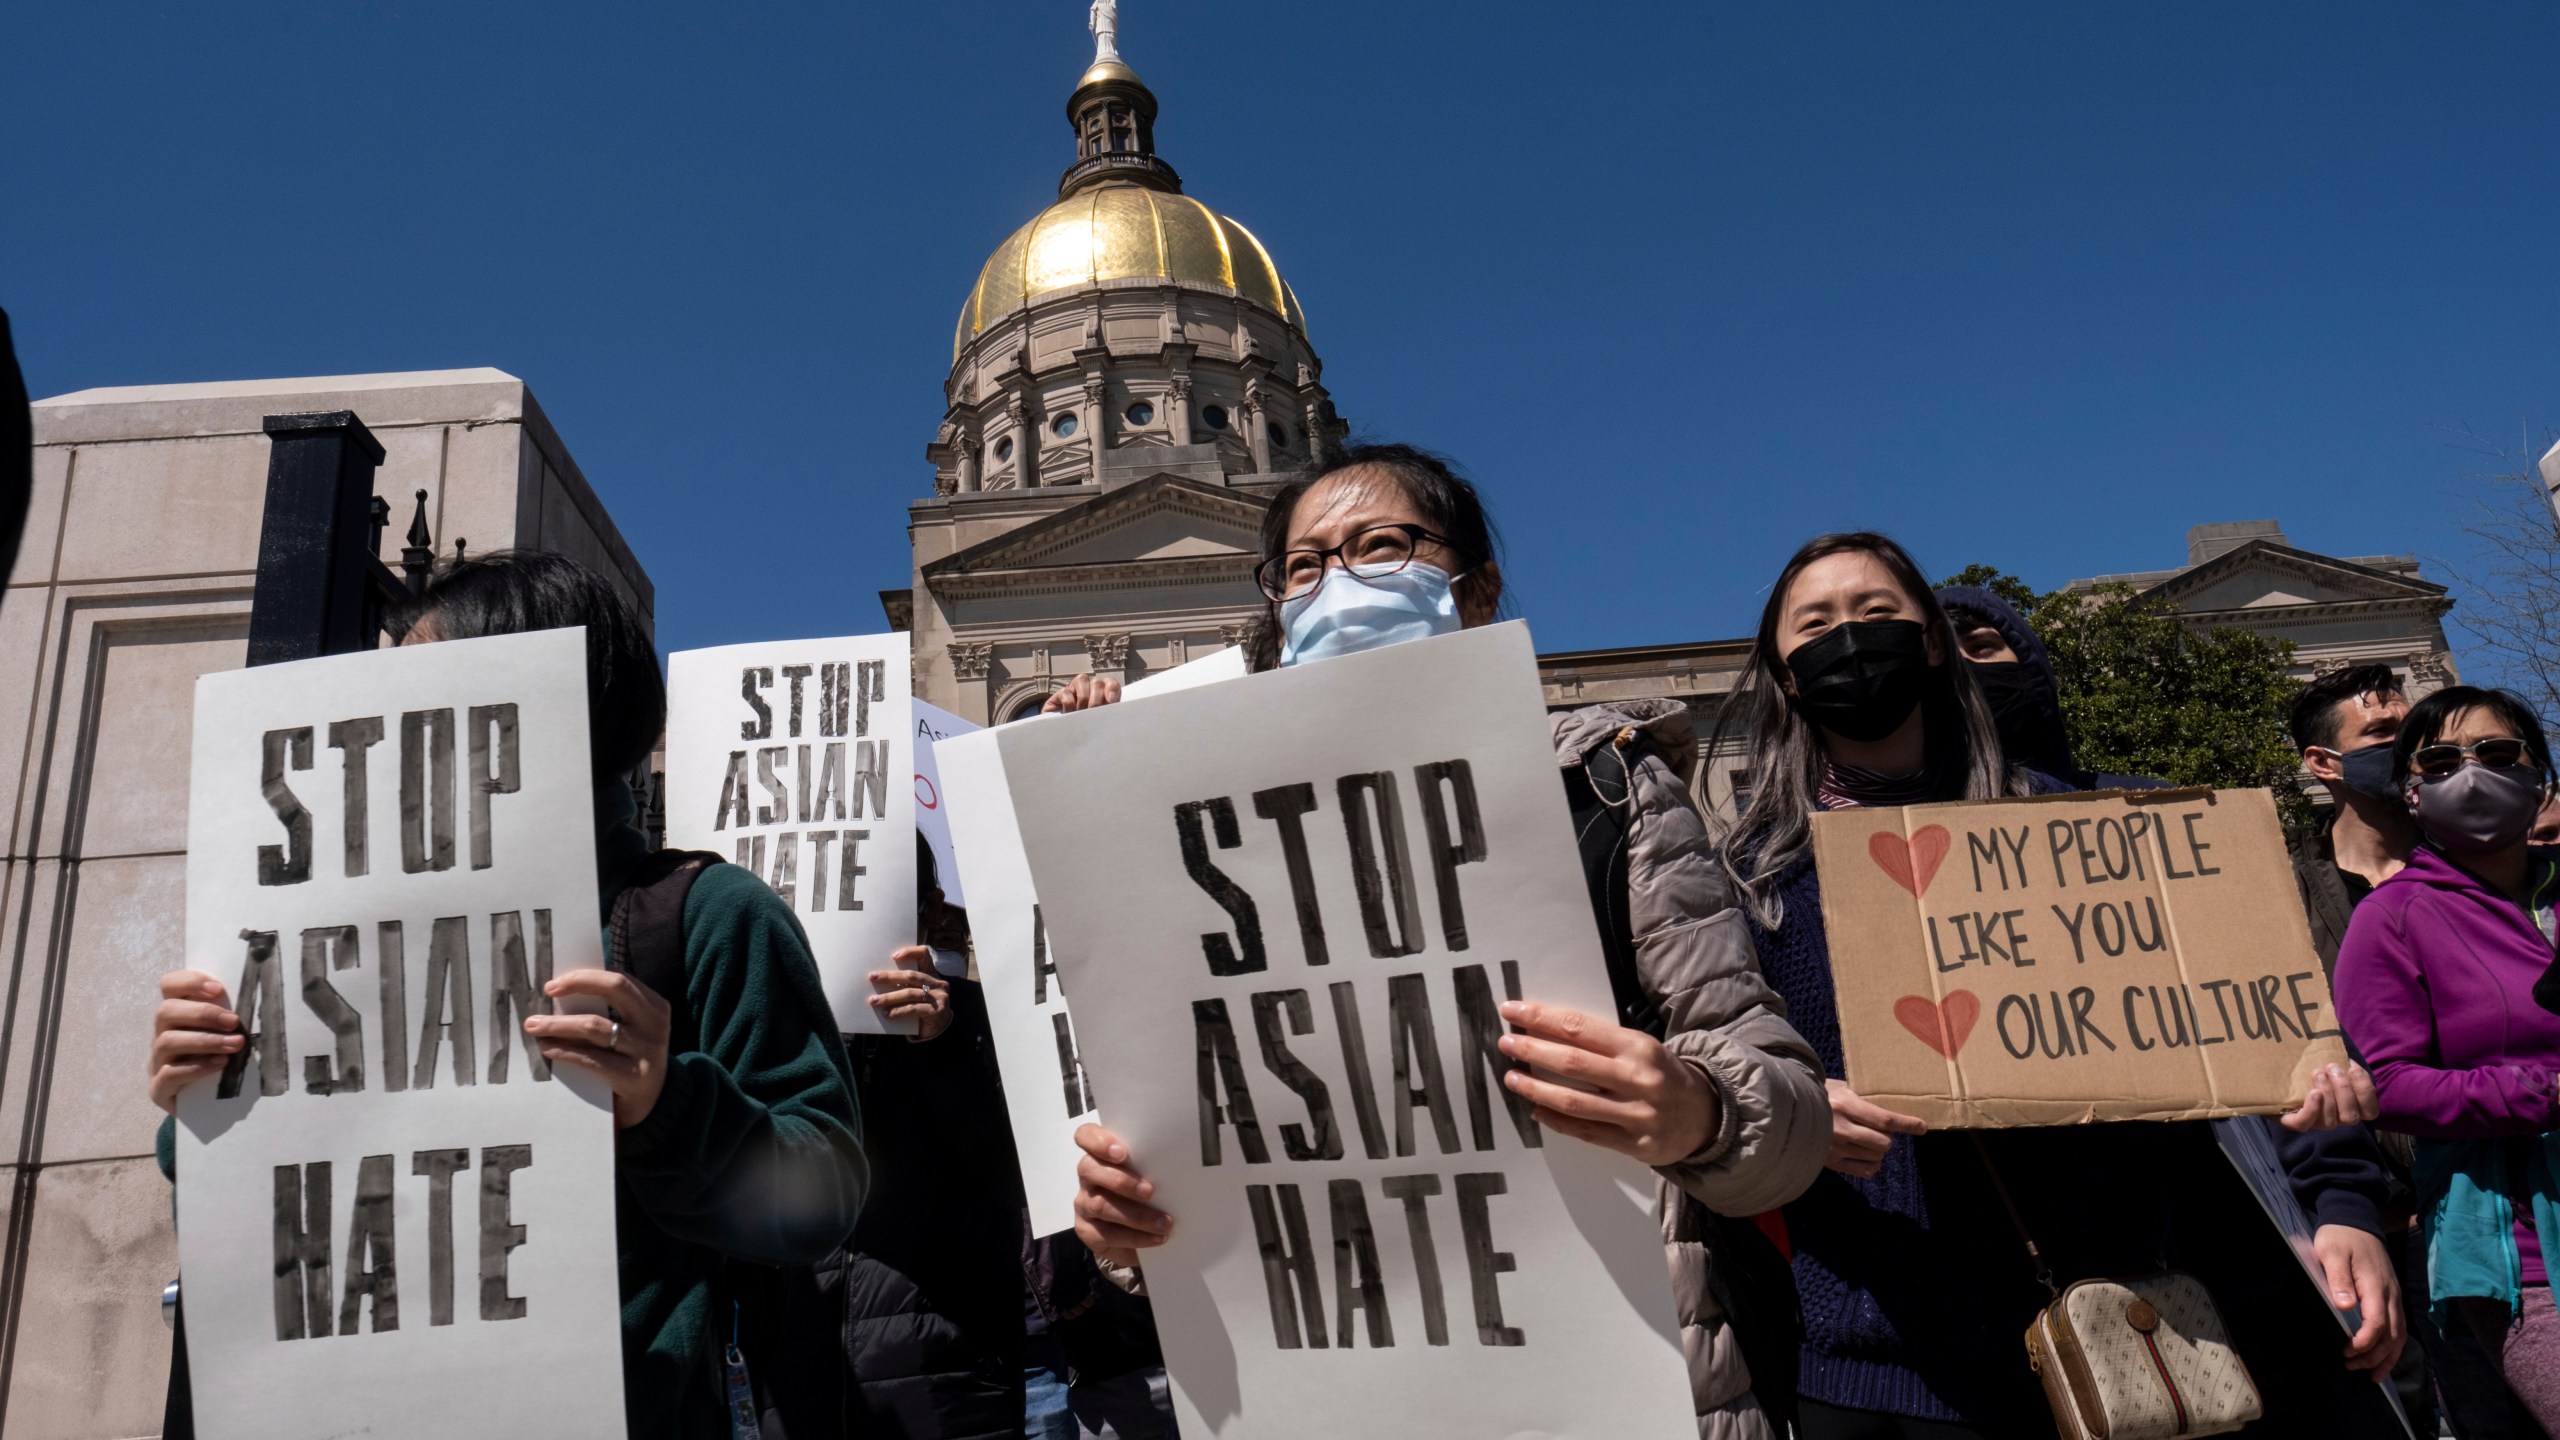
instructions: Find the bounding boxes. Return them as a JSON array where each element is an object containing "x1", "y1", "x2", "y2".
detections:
[{"x1": 607, "y1": 1020, "x2": 621, "y2": 1053}]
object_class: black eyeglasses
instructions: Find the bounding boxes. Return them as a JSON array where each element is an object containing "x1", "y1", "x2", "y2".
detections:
[
  {"x1": 1254, "y1": 523, "x2": 1461, "y2": 602},
  {"x1": 2410, "y1": 737, "x2": 2536, "y2": 780}
]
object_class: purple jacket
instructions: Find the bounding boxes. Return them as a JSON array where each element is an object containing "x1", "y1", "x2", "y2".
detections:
[{"x1": 2334, "y1": 845, "x2": 2560, "y2": 1139}]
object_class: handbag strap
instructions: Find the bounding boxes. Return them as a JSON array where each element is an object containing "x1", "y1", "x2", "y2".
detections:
[{"x1": 1969, "y1": 1135, "x2": 2059, "y2": 1300}]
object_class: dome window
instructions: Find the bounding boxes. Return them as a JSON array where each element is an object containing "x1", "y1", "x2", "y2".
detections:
[
  {"x1": 1267, "y1": 422, "x2": 1288, "y2": 450},
  {"x1": 1202, "y1": 405, "x2": 1229, "y2": 431},
  {"x1": 1125, "y1": 401, "x2": 1154, "y2": 426},
  {"x1": 1052, "y1": 412, "x2": 1079, "y2": 438},
  {"x1": 994, "y1": 436, "x2": 1015, "y2": 461}
]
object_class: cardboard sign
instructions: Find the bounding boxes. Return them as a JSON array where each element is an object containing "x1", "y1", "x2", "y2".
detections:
[
  {"x1": 664, "y1": 634, "x2": 918, "y2": 1035},
  {"x1": 177, "y1": 630, "x2": 625, "y2": 1440},
  {"x1": 1813, "y1": 788, "x2": 2348, "y2": 1127},
  {"x1": 993, "y1": 622, "x2": 1693, "y2": 1440}
]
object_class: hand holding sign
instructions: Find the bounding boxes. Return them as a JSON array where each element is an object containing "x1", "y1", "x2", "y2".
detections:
[
  {"x1": 1824, "y1": 1079, "x2": 1928, "y2": 1178},
  {"x1": 1073, "y1": 1122, "x2": 1173, "y2": 1266},
  {"x1": 868, "y1": 945, "x2": 954, "y2": 1041},
  {"x1": 2279, "y1": 1062, "x2": 2380, "y2": 1133},
  {"x1": 1043, "y1": 673, "x2": 1123, "y2": 713},
  {"x1": 148, "y1": 969, "x2": 245, "y2": 1114},
  {"x1": 1493, "y1": 1000, "x2": 1721, "y2": 1166},
  {"x1": 523, "y1": 969, "x2": 675, "y2": 1128}
]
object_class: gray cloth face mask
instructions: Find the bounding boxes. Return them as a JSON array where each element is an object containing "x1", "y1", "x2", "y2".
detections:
[{"x1": 2406, "y1": 761, "x2": 2546, "y2": 855}]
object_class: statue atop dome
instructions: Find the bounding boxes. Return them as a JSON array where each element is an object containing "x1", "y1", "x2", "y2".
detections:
[{"x1": 1089, "y1": 0, "x2": 1119, "y2": 63}]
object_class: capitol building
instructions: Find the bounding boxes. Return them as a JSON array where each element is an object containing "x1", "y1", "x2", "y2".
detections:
[
  {"x1": 887, "y1": 48, "x2": 1334, "y2": 724},
  {"x1": 877, "y1": 39, "x2": 2463, "y2": 809}
]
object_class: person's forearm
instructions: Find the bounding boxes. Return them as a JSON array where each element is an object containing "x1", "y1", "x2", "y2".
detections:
[
  {"x1": 2369, "y1": 1058, "x2": 2559, "y2": 1140},
  {"x1": 619, "y1": 1052, "x2": 867, "y2": 1262},
  {"x1": 2270, "y1": 1117, "x2": 2385, "y2": 1235}
]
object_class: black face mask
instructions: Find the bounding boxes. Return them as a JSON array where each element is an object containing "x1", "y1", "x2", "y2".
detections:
[
  {"x1": 2334, "y1": 742, "x2": 2402, "y2": 806},
  {"x1": 1786, "y1": 619, "x2": 1934, "y2": 743},
  {"x1": 1967, "y1": 661, "x2": 2043, "y2": 745}
]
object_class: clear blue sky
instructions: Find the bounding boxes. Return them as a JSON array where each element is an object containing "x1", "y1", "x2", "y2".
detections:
[{"x1": 7, "y1": 2, "x2": 2556, "y2": 659}]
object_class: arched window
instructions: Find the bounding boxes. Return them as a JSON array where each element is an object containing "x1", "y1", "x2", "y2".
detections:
[{"x1": 1008, "y1": 693, "x2": 1053, "y2": 722}]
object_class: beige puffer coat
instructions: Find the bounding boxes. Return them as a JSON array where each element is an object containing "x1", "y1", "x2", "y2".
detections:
[{"x1": 1552, "y1": 699, "x2": 1831, "y2": 1440}]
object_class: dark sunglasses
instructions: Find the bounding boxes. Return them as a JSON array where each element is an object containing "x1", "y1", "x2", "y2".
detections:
[{"x1": 2410, "y1": 737, "x2": 2536, "y2": 780}]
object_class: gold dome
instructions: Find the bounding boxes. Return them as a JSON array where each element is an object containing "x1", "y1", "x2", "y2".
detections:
[
  {"x1": 954, "y1": 184, "x2": 1306, "y2": 360},
  {"x1": 1076, "y1": 59, "x2": 1141, "y2": 88}
]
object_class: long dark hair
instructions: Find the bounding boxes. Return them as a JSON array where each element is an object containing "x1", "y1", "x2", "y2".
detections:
[
  {"x1": 397, "y1": 549, "x2": 665, "y2": 783},
  {"x1": 1713, "y1": 532, "x2": 2021, "y2": 927},
  {"x1": 1244, "y1": 443, "x2": 1504, "y2": 671},
  {"x1": 2390, "y1": 684, "x2": 2555, "y2": 789}
]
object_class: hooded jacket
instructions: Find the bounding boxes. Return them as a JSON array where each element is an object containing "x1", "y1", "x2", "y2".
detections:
[
  {"x1": 1934, "y1": 585, "x2": 2158, "y2": 793},
  {"x1": 1551, "y1": 700, "x2": 1831, "y2": 1440},
  {"x1": 2335, "y1": 844, "x2": 2560, "y2": 1293},
  {"x1": 2336, "y1": 844, "x2": 2560, "y2": 1141}
]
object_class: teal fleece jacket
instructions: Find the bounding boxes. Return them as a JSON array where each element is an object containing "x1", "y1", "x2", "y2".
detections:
[{"x1": 161, "y1": 785, "x2": 867, "y2": 1439}]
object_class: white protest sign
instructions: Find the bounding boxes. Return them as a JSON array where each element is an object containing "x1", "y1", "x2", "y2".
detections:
[
  {"x1": 938, "y1": 728, "x2": 1093, "y2": 1238},
  {"x1": 177, "y1": 629, "x2": 624, "y2": 1440},
  {"x1": 2211, "y1": 1119, "x2": 2417, "y2": 1438},
  {"x1": 993, "y1": 621, "x2": 1693, "y2": 1439},
  {"x1": 665, "y1": 634, "x2": 917, "y2": 1035},
  {"x1": 913, "y1": 698, "x2": 980, "y2": 908},
  {"x1": 944, "y1": 642, "x2": 1250, "y2": 1236},
  {"x1": 1123, "y1": 644, "x2": 1244, "y2": 698}
]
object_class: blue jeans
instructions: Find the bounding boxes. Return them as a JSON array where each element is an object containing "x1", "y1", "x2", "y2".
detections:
[
  {"x1": 1025, "y1": 1354, "x2": 1079, "y2": 1440},
  {"x1": 1025, "y1": 1332, "x2": 1178, "y2": 1439}
]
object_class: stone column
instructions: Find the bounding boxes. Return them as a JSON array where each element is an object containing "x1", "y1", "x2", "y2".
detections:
[
  {"x1": 1008, "y1": 395, "x2": 1036, "y2": 489},
  {"x1": 1303, "y1": 398, "x2": 1326, "y2": 467},
  {"x1": 1084, "y1": 632, "x2": 1133, "y2": 688},
  {"x1": 1167, "y1": 374, "x2": 1193, "y2": 446},
  {"x1": 946, "y1": 640, "x2": 995, "y2": 723},
  {"x1": 1083, "y1": 374, "x2": 1111, "y2": 477},
  {"x1": 1243, "y1": 381, "x2": 1272, "y2": 473},
  {"x1": 956, "y1": 434, "x2": 981, "y2": 493}
]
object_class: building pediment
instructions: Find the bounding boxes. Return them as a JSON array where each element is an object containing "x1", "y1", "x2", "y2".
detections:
[
  {"x1": 923, "y1": 473, "x2": 1271, "y2": 599},
  {"x1": 2142, "y1": 540, "x2": 2446, "y2": 615}
]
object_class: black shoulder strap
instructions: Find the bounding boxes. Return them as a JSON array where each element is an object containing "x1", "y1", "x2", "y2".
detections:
[
  {"x1": 1970, "y1": 1134, "x2": 2060, "y2": 1299},
  {"x1": 608, "y1": 849, "x2": 721, "y2": 1056},
  {"x1": 1562, "y1": 737, "x2": 1665, "y2": 1039}
]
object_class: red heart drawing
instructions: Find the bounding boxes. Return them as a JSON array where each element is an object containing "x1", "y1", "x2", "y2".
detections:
[
  {"x1": 1894, "y1": 991, "x2": 1981, "y2": 1059},
  {"x1": 1868, "y1": 825, "x2": 1952, "y2": 897}
]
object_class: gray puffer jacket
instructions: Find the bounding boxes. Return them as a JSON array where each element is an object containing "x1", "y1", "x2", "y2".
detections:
[{"x1": 1552, "y1": 699, "x2": 1830, "y2": 1440}]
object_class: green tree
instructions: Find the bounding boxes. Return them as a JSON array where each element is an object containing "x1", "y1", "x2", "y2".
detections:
[
  {"x1": 1939, "y1": 566, "x2": 2312, "y2": 828},
  {"x1": 1938, "y1": 563, "x2": 2042, "y2": 621}
]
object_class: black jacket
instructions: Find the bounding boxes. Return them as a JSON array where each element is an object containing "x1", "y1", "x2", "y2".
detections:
[{"x1": 827, "y1": 981, "x2": 1028, "y2": 1440}]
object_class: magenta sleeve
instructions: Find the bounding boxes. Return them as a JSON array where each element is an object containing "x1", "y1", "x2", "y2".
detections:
[{"x1": 2337, "y1": 903, "x2": 2560, "y2": 1139}]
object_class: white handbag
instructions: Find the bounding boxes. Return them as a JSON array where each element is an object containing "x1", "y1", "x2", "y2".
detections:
[
  {"x1": 2025, "y1": 1273, "x2": 2264, "y2": 1440},
  {"x1": 1977, "y1": 1138, "x2": 2264, "y2": 1440}
]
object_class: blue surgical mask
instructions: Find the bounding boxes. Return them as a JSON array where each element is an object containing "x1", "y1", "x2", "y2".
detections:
[{"x1": 1278, "y1": 561, "x2": 1462, "y2": 667}]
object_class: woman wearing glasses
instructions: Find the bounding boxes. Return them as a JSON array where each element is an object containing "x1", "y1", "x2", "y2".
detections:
[
  {"x1": 1064, "y1": 443, "x2": 1831, "y2": 1440},
  {"x1": 2335, "y1": 684, "x2": 2560, "y2": 1432}
]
